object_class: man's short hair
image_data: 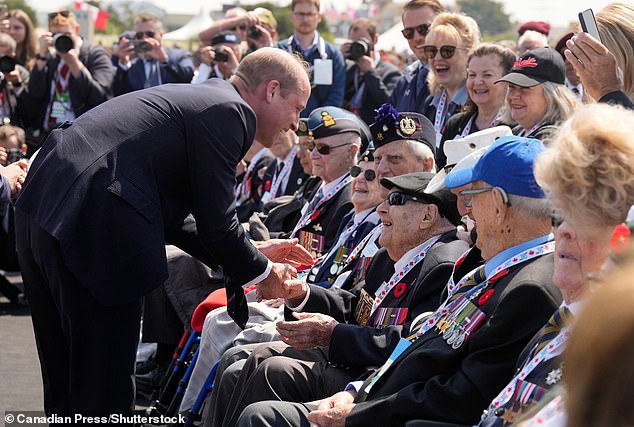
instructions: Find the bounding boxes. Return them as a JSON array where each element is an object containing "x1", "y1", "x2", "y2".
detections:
[
  {"x1": 0, "y1": 32, "x2": 16, "y2": 54},
  {"x1": 234, "y1": 48, "x2": 309, "y2": 98},
  {"x1": 0, "y1": 125, "x2": 25, "y2": 148},
  {"x1": 349, "y1": 18, "x2": 377, "y2": 41},
  {"x1": 402, "y1": 0, "x2": 444, "y2": 17},
  {"x1": 291, "y1": 0, "x2": 320, "y2": 12},
  {"x1": 135, "y1": 14, "x2": 164, "y2": 33}
]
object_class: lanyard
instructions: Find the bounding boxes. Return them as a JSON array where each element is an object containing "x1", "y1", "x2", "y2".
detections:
[
  {"x1": 487, "y1": 326, "x2": 570, "y2": 411},
  {"x1": 413, "y1": 241, "x2": 555, "y2": 337},
  {"x1": 518, "y1": 121, "x2": 543, "y2": 138},
  {"x1": 433, "y1": 88, "x2": 449, "y2": 147},
  {"x1": 286, "y1": 34, "x2": 327, "y2": 60},
  {"x1": 459, "y1": 111, "x2": 502, "y2": 137},
  {"x1": 370, "y1": 235, "x2": 441, "y2": 317},
  {"x1": 291, "y1": 175, "x2": 352, "y2": 236},
  {"x1": 345, "y1": 223, "x2": 384, "y2": 264},
  {"x1": 268, "y1": 147, "x2": 298, "y2": 198}
]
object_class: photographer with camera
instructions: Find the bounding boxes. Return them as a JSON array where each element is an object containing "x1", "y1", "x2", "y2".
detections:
[
  {"x1": 192, "y1": 31, "x2": 242, "y2": 83},
  {"x1": 341, "y1": 18, "x2": 401, "y2": 125},
  {"x1": 0, "y1": 33, "x2": 29, "y2": 128},
  {"x1": 113, "y1": 14, "x2": 194, "y2": 96},
  {"x1": 24, "y1": 9, "x2": 113, "y2": 148}
]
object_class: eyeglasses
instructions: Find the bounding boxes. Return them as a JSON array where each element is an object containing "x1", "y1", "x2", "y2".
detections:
[
  {"x1": 307, "y1": 140, "x2": 349, "y2": 155},
  {"x1": 48, "y1": 10, "x2": 70, "y2": 20},
  {"x1": 423, "y1": 45, "x2": 463, "y2": 60},
  {"x1": 293, "y1": 11, "x2": 318, "y2": 19},
  {"x1": 135, "y1": 31, "x2": 156, "y2": 39},
  {"x1": 388, "y1": 191, "x2": 427, "y2": 206},
  {"x1": 551, "y1": 211, "x2": 564, "y2": 228},
  {"x1": 350, "y1": 165, "x2": 376, "y2": 181},
  {"x1": 401, "y1": 24, "x2": 431, "y2": 40},
  {"x1": 459, "y1": 186, "x2": 509, "y2": 208}
]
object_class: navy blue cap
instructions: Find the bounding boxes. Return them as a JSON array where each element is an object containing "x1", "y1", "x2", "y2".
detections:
[
  {"x1": 211, "y1": 31, "x2": 241, "y2": 45},
  {"x1": 307, "y1": 107, "x2": 372, "y2": 154},
  {"x1": 444, "y1": 135, "x2": 546, "y2": 198},
  {"x1": 370, "y1": 103, "x2": 436, "y2": 155}
]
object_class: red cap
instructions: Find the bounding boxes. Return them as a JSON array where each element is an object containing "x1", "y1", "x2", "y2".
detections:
[{"x1": 518, "y1": 21, "x2": 551, "y2": 36}]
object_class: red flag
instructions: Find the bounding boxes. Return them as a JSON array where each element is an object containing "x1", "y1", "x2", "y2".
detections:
[{"x1": 74, "y1": 1, "x2": 109, "y2": 31}]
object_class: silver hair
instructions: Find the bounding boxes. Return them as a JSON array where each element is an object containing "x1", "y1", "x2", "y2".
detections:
[
  {"x1": 406, "y1": 140, "x2": 436, "y2": 171},
  {"x1": 508, "y1": 194, "x2": 551, "y2": 219}
]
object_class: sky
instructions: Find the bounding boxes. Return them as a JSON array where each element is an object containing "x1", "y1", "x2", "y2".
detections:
[{"x1": 29, "y1": 0, "x2": 622, "y2": 28}]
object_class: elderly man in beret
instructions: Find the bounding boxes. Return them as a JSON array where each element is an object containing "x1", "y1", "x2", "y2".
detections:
[
  {"x1": 213, "y1": 171, "x2": 468, "y2": 426},
  {"x1": 236, "y1": 135, "x2": 562, "y2": 427}
]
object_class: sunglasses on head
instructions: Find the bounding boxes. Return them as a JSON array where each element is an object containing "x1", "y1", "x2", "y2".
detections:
[
  {"x1": 388, "y1": 191, "x2": 426, "y2": 206},
  {"x1": 307, "y1": 140, "x2": 349, "y2": 155},
  {"x1": 350, "y1": 165, "x2": 376, "y2": 181},
  {"x1": 48, "y1": 10, "x2": 70, "y2": 20},
  {"x1": 401, "y1": 24, "x2": 430, "y2": 40},
  {"x1": 135, "y1": 31, "x2": 156, "y2": 39},
  {"x1": 423, "y1": 45, "x2": 459, "y2": 60}
]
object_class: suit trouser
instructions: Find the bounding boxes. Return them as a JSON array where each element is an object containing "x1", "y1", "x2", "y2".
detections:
[
  {"x1": 220, "y1": 341, "x2": 363, "y2": 427},
  {"x1": 237, "y1": 400, "x2": 315, "y2": 427},
  {"x1": 15, "y1": 210, "x2": 142, "y2": 420}
]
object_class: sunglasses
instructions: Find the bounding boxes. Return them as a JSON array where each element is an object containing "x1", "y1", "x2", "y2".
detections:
[
  {"x1": 401, "y1": 24, "x2": 430, "y2": 40},
  {"x1": 551, "y1": 211, "x2": 564, "y2": 228},
  {"x1": 388, "y1": 191, "x2": 427, "y2": 206},
  {"x1": 459, "y1": 186, "x2": 510, "y2": 208},
  {"x1": 423, "y1": 45, "x2": 462, "y2": 60},
  {"x1": 48, "y1": 10, "x2": 71, "y2": 20},
  {"x1": 307, "y1": 140, "x2": 349, "y2": 155},
  {"x1": 135, "y1": 31, "x2": 156, "y2": 39},
  {"x1": 350, "y1": 165, "x2": 376, "y2": 181}
]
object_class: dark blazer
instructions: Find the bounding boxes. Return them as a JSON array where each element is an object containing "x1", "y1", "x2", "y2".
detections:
[
  {"x1": 344, "y1": 58, "x2": 402, "y2": 125},
  {"x1": 328, "y1": 231, "x2": 468, "y2": 367},
  {"x1": 389, "y1": 61, "x2": 430, "y2": 115},
  {"x1": 15, "y1": 79, "x2": 269, "y2": 307},
  {"x1": 112, "y1": 47, "x2": 194, "y2": 96},
  {"x1": 599, "y1": 90, "x2": 633, "y2": 109},
  {"x1": 22, "y1": 43, "x2": 114, "y2": 132},
  {"x1": 347, "y1": 254, "x2": 561, "y2": 427}
]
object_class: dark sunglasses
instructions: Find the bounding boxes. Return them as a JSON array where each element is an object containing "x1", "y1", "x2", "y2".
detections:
[
  {"x1": 423, "y1": 45, "x2": 459, "y2": 60},
  {"x1": 135, "y1": 31, "x2": 156, "y2": 39},
  {"x1": 388, "y1": 191, "x2": 427, "y2": 206},
  {"x1": 350, "y1": 165, "x2": 376, "y2": 181},
  {"x1": 551, "y1": 211, "x2": 564, "y2": 228},
  {"x1": 307, "y1": 140, "x2": 349, "y2": 155},
  {"x1": 48, "y1": 10, "x2": 71, "y2": 20},
  {"x1": 401, "y1": 24, "x2": 430, "y2": 40}
]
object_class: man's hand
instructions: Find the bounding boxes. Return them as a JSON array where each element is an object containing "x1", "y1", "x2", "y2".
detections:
[
  {"x1": 276, "y1": 312, "x2": 338, "y2": 349},
  {"x1": 254, "y1": 238, "x2": 314, "y2": 267},
  {"x1": 247, "y1": 24, "x2": 273, "y2": 50},
  {"x1": 116, "y1": 37, "x2": 136, "y2": 65},
  {"x1": 145, "y1": 36, "x2": 168, "y2": 63},
  {"x1": 59, "y1": 49, "x2": 83, "y2": 78},
  {"x1": 1, "y1": 160, "x2": 28, "y2": 197},
  {"x1": 215, "y1": 45, "x2": 240, "y2": 77},
  {"x1": 38, "y1": 32, "x2": 52, "y2": 56},
  {"x1": 308, "y1": 391, "x2": 356, "y2": 427},
  {"x1": 565, "y1": 33, "x2": 622, "y2": 100},
  {"x1": 256, "y1": 262, "x2": 297, "y2": 300},
  {"x1": 355, "y1": 55, "x2": 374, "y2": 73}
]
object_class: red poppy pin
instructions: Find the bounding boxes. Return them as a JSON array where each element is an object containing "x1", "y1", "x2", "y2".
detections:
[
  {"x1": 394, "y1": 283, "x2": 407, "y2": 298},
  {"x1": 611, "y1": 224, "x2": 631, "y2": 255},
  {"x1": 478, "y1": 289, "x2": 495, "y2": 305},
  {"x1": 310, "y1": 209, "x2": 321, "y2": 221},
  {"x1": 488, "y1": 268, "x2": 509, "y2": 284},
  {"x1": 264, "y1": 180, "x2": 271, "y2": 191}
]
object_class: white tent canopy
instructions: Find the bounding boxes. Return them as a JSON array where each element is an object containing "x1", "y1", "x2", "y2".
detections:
[
  {"x1": 163, "y1": 5, "x2": 213, "y2": 41},
  {"x1": 375, "y1": 22, "x2": 410, "y2": 54}
]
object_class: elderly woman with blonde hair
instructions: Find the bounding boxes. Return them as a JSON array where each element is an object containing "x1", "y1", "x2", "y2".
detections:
[{"x1": 476, "y1": 102, "x2": 634, "y2": 427}]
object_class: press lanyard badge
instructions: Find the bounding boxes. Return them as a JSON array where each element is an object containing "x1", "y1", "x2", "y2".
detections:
[
  {"x1": 51, "y1": 93, "x2": 70, "y2": 120},
  {"x1": 313, "y1": 59, "x2": 333, "y2": 85}
]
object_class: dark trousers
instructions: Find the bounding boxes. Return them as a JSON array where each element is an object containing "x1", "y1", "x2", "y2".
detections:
[{"x1": 15, "y1": 209, "x2": 142, "y2": 419}]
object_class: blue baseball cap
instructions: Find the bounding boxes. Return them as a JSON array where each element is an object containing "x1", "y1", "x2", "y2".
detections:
[{"x1": 444, "y1": 135, "x2": 546, "y2": 198}]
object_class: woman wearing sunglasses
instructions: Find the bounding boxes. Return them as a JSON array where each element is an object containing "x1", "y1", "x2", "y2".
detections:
[
  {"x1": 436, "y1": 43, "x2": 515, "y2": 169},
  {"x1": 496, "y1": 47, "x2": 578, "y2": 140},
  {"x1": 421, "y1": 12, "x2": 480, "y2": 150}
]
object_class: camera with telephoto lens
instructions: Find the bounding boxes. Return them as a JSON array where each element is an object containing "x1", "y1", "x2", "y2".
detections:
[
  {"x1": 6, "y1": 147, "x2": 21, "y2": 164},
  {"x1": 132, "y1": 39, "x2": 152, "y2": 55},
  {"x1": 53, "y1": 33, "x2": 74, "y2": 53},
  {"x1": 213, "y1": 47, "x2": 229, "y2": 62},
  {"x1": 347, "y1": 39, "x2": 371, "y2": 60},
  {"x1": 247, "y1": 26, "x2": 262, "y2": 40},
  {"x1": 0, "y1": 55, "x2": 16, "y2": 73}
]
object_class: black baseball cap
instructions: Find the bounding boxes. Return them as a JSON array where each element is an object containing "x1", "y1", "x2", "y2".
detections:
[
  {"x1": 495, "y1": 47, "x2": 565, "y2": 87},
  {"x1": 370, "y1": 103, "x2": 436, "y2": 156},
  {"x1": 380, "y1": 172, "x2": 462, "y2": 226},
  {"x1": 211, "y1": 31, "x2": 241, "y2": 45}
]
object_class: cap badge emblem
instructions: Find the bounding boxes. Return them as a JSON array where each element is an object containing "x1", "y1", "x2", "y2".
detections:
[
  {"x1": 321, "y1": 111, "x2": 335, "y2": 127},
  {"x1": 399, "y1": 117, "x2": 416, "y2": 135},
  {"x1": 512, "y1": 57, "x2": 538, "y2": 70},
  {"x1": 376, "y1": 132, "x2": 384, "y2": 141}
]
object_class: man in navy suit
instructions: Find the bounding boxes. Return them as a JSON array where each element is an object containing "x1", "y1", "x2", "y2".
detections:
[
  {"x1": 112, "y1": 14, "x2": 194, "y2": 95},
  {"x1": 14, "y1": 48, "x2": 310, "y2": 419}
]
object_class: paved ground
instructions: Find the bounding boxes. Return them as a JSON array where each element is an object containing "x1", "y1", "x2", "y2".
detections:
[{"x1": 0, "y1": 273, "x2": 44, "y2": 418}]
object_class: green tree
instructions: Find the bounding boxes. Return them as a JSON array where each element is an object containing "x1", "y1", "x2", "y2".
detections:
[
  {"x1": 4, "y1": 0, "x2": 37, "y2": 26},
  {"x1": 457, "y1": 0, "x2": 512, "y2": 38}
]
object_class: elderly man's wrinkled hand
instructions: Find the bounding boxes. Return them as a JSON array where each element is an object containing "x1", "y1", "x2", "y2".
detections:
[
  {"x1": 308, "y1": 391, "x2": 356, "y2": 427},
  {"x1": 256, "y1": 262, "x2": 297, "y2": 301},
  {"x1": 276, "y1": 312, "x2": 338, "y2": 349}
]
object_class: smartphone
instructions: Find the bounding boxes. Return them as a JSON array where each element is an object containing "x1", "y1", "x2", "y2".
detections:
[{"x1": 579, "y1": 9, "x2": 602, "y2": 43}]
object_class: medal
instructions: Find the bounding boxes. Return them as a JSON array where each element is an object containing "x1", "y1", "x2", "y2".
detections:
[{"x1": 355, "y1": 289, "x2": 374, "y2": 326}]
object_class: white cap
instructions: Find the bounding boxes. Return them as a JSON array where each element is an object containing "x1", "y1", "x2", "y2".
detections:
[{"x1": 425, "y1": 126, "x2": 512, "y2": 194}]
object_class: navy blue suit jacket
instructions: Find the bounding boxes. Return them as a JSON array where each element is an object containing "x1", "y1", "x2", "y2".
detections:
[{"x1": 16, "y1": 79, "x2": 268, "y2": 307}]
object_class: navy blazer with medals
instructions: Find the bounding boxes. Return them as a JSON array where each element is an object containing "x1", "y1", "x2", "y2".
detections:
[
  {"x1": 346, "y1": 254, "x2": 561, "y2": 427},
  {"x1": 16, "y1": 79, "x2": 269, "y2": 307}
]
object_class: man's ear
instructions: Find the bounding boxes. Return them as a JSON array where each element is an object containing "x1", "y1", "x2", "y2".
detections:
[
  {"x1": 420, "y1": 204, "x2": 438, "y2": 229},
  {"x1": 265, "y1": 80, "x2": 281, "y2": 103}
]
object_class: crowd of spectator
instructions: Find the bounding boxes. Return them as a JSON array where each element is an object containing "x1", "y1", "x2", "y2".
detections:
[{"x1": 3, "y1": 0, "x2": 634, "y2": 426}]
